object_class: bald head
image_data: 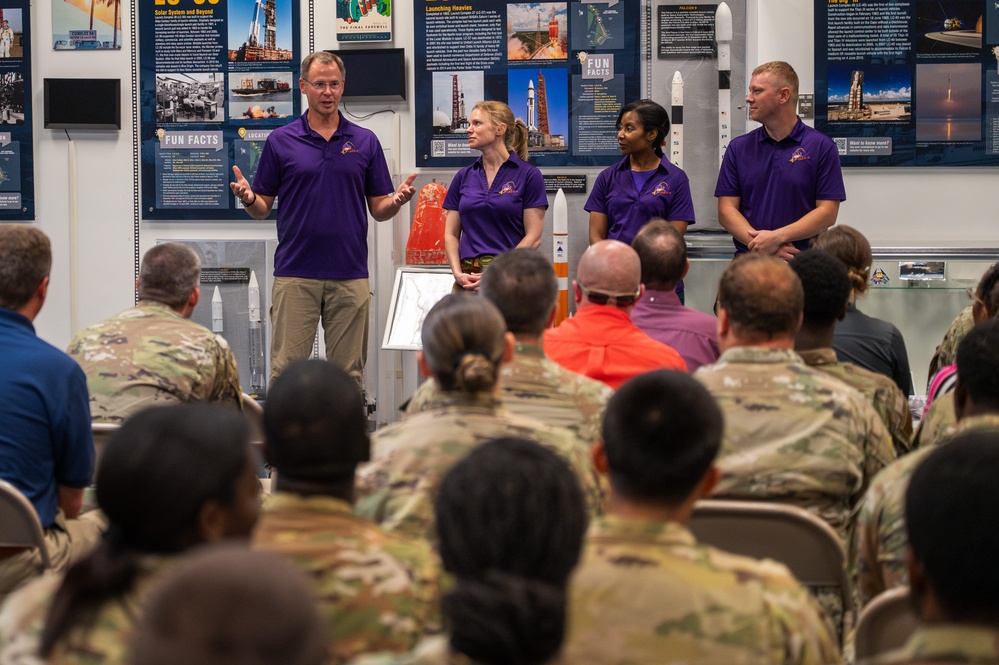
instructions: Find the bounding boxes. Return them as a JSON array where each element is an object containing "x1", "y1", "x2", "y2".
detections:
[
  {"x1": 718, "y1": 254, "x2": 803, "y2": 344},
  {"x1": 577, "y1": 240, "x2": 642, "y2": 300}
]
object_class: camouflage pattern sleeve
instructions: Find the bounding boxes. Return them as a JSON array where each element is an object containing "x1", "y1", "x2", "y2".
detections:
[
  {"x1": 912, "y1": 392, "x2": 957, "y2": 450},
  {"x1": 402, "y1": 379, "x2": 438, "y2": 417},
  {"x1": 347, "y1": 635, "x2": 452, "y2": 665},
  {"x1": 758, "y1": 560, "x2": 843, "y2": 665},
  {"x1": 851, "y1": 451, "x2": 927, "y2": 608},
  {"x1": 854, "y1": 397, "x2": 897, "y2": 501},
  {"x1": 209, "y1": 333, "x2": 244, "y2": 409},
  {"x1": 926, "y1": 305, "x2": 974, "y2": 389},
  {"x1": 872, "y1": 379, "x2": 913, "y2": 458}
]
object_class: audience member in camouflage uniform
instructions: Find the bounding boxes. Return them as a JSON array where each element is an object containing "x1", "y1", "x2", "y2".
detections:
[
  {"x1": 695, "y1": 254, "x2": 895, "y2": 542},
  {"x1": 859, "y1": 430, "x2": 999, "y2": 665},
  {"x1": 0, "y1": 404, "x2": 261, "y2": 664},
  {"x1": 252, "y1": 360, "x2": 441, "y2": 664},
  {"x1": 357, "y1": 295, "x2": 605, "y2": 541},
  {"x1": 925, "y1": 305, "x2": 973, "y2": 390},
  {"x1": 790, "y1": 250, "x2": 913, "y2": 456},
  {"x1": 352, "y1": 437, "x2": 588, "y2": 665},
  {"x1": 564, "y1": 370, "x2": 841, "y2": 665},
  {"x1": 66, "y1": 243, "x2": 242, "y2": 422},
  {"x1": 406, "y1": 249, "x2": 612, "y2": 446},
  {"x1": 854, "y1": 320, "x2": 999, "y2": 608},
  {"x1": 132, "y1": 547, "x2": 329, "y2": 665}
]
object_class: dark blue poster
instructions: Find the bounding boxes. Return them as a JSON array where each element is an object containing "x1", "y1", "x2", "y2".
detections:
[
  {"x1": 414, "y1": 0, "x2": 642, "y2": 167},
  {"x1": 0, "y1": 3, "x2": 33, "y2": 220},
  {"x1": 816, "y1": 0, "x2": 999, "y2": 166},
  {"x1": 139, "y1": 0, "x2": 300, "y2": 219}
]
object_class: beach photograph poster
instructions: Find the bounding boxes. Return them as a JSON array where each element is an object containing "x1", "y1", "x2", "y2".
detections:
[{"x1": 52, "y1": 0, "x2": 122, "y2": 50}]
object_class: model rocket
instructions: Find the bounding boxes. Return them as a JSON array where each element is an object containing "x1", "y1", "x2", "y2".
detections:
[
  {"x1": 248, "y1": 271, "x2": 265, "y2": 392},
  {"x1": 670, "y1": 71, "x2": 684, "y2": 169},
  {"x1": 716, "y1": 2, "x2": 733, "y2": 168},
  {"x1": 211, "y1": 286, "x2": 223, "y2": 333},
  {"x1": 552, "y1": 189, "x2": 569, "y2": 326}
]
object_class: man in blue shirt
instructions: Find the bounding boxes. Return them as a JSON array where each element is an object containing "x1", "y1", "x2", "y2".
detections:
[
  {"x1": 715, "y1": 61, "x2": 846, "y2": 259},
  {"x1": 0, "y1": 225, "x2": 102, "y2": 597}
]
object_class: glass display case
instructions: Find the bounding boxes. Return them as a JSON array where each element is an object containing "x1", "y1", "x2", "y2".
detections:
[{"x1": 684, "y1": 233, "x2": 998, "y2": 396}]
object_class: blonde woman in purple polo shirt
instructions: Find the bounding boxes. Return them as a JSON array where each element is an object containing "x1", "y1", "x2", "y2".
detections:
[
  {"x1": 586, "y1": 99, "x2": 696, "y2": 246},
  {"x1": 444, "y1": 101, "x2": 548, "y2": 292}
]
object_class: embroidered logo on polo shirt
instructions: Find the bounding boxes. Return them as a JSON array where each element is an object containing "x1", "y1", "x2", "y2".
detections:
[
  {"x1": 651, "y1": 181, "x2": 672, "y2": 196},
  {"x1": 341, "y1": 141, "x2": 358, "y2": 154},
  {"x1": 498, "y1": 181, "x2": 519, "y2": 194},
  {"x1": 790, "y1": 147, "x2": 810, "y2": 163}
]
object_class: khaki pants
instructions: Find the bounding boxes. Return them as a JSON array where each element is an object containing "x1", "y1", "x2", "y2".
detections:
[
  {"x1": 270, "y1": 276, "x2": 370, "y2": 387},
  {"x1": 0, "y1": 510, "x2": 106, "y2": 601}
]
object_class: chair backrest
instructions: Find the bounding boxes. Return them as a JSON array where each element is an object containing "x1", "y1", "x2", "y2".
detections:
[
  {"x1": 854, "y1": 587, "x2": 918, "y2": 661},
  {"x1": 688, "y1": 499, "x2": 852, "y2": 616},
  {"x1": 91, "y1": 422, "x2": 121, "y2": 469},
  {"x1": 0, "y1": 478, "x2": 52, "y2": 569}
]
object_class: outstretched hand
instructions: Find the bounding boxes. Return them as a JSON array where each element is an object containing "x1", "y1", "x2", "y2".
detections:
[
  {"x1": 393, "y1": 172, "x2": 418, "y2": 206},
  {"x1": 230, "y1": 166, "x2": 252, "y2": 202}
]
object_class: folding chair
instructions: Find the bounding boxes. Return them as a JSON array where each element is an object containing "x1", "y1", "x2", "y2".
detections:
[
  {"x1": 854, "y1": 587, "x2": 918, "y2": 661},
  {"x1": 0, "y1": 478, "x2": 51, "y2": 570}
]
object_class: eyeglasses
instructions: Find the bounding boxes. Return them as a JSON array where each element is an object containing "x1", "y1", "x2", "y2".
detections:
[
  {"x1": 578, "y1": 282, "x2": 641, "y2": 307},
  {"x1": 302, "y1": 79, "x2": 342, "y2": 92}
]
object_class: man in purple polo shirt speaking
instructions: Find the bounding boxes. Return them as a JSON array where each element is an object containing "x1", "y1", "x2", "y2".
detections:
[
  {"x1": 715, "y1": 61, "x2": 845, "y2": 260},
  {"x1": 231, "y1": 51, "x2": 417, "y2": 387}
]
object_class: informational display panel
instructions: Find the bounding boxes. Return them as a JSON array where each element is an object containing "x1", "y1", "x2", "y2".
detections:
[
  {"x1": 413, "y1": 0, "x2": 642, "y2": 167},
  {"x1": 815, "y1": 0, "x2": 999, "y2": 166},
  {"x1": 139, "y1": 0, "x2": 300, "y2": 219},
  {"x1": 0, "y1": 3, "x2": 32, "y2": 220}
]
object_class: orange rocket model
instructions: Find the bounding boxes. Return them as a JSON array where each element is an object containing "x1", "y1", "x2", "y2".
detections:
[{"x1": 406, "y1": 179, "x2": 448, "y2": 265}]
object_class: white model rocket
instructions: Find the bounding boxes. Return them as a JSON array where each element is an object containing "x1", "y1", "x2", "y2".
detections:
[
  {"x1": 670, "y1": 71, "x2": 684, "y2": 169},
  {"x1": 552, "y1": 189, "x2": 569, "y2": 326},
  {"x1": 211, "y1": 286, "x2": 223, "y2": 333},
  {"x1": 716, "y1": 2, "x2": 733, "y2": 169},
  {"x1": 248, "y1": 271, "x2": 265, "y2": 392}
]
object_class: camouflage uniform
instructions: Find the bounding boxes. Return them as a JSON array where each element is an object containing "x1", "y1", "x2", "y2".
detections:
[
  {"x1": 405, "y1": 342, "x2": 613, "y2": 446},
  {"x1": 563, "y1": 515, "x2": 842, "y2": 665},
  {"x1": 355, "y1": 392, "x2": 607, "y2": 541},
  {"x1": 0, "y1": 556, "x2": 174, "y2": 664},
  {"x1": 798, "y1": 348, "x2": 914, "y2": 457},
  {"x1": 252, "y1": 493, "x2": 442, "y2": 665},
  {"x1": 861, "y1": 625, "x2": 999, "y2": 665},
  {"x1": 66, "y1": 300, "x2": 242, "y2": 423},
  {"x1": 694, "y1": 347, "x2": 896, "y2": 542},
  {"x1": 349, "y1": 635, "x2": 563, "y2": 665},
  {"x1": 912, "y1": 392, "x2": 957, "y2": 450},
  {"x1": 926, "y1": 305, "x2": 974, "y2": 389},
  {"x1": 853, "y1": 413, "x2": 999, "y2": 607}
]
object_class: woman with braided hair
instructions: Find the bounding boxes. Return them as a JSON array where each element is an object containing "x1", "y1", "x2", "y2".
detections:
[{"x1": 355, "y1": 294, "x2": 605, "y2": 541}]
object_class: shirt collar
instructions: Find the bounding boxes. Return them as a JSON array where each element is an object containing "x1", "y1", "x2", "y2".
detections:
[
  {"x1": 717, "y1": 346, "x2": 803, "y2": 365},
  {"x1": 756, "y1": 117, "x2": 806, "y2": 145},
  {"x1": 611, "y1": 155, "x2": 671, "y2": 176},
  {"x1": 264, "y1": 492, "x2": 353, "y2": 515},
  {"x1": 892, "y1": 625, "x2": 999, "y2": 661},
  {"x1": 297, "y1": 109, "x2": 354, "y2": 139},
  {"x1": 637, "y1": 288, "x2": 683, "y2": 308},
  {"x1": 588, "y1": 513, "x2": 697, "y2": 547},
  {"x1": 796, "y1": 347, "x2": 838, "y2": 366},
  {"x1": 471, "y1": 151, "x2": 525, "y2": 171},
  {"x1": 0, "y1": 306, "x2": 33, "y2": 332}
]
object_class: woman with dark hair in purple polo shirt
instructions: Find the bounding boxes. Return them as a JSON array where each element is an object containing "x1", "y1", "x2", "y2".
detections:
[
  {"x1": 586, "y1": 99, "x2": 695, "y2": 247},
  {"x1": 444, "y1": 101, "x2": 549, "y2": 292}
]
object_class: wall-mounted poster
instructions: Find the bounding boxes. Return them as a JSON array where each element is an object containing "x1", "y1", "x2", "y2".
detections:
[
  {"x1": 52, "y1": 0, "x2": 122, "y2": 50},
  {"x1": 815, "y1": 0, "x2": 999, "y2": 166},
  {"x1": 139, "y1": 0, "x2": 300, "y2": 220},
  {"x1": 414, "y1": 0, "x2": 642, "y2": 167},
  {"x1": 0, "y1": 4, "x2": 32, "y2": 220},
  {"x1": 336, "y1": 0, "x2": 392, "y2": 42}
]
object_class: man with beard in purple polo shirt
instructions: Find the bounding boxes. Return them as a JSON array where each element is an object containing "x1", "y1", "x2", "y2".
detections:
[
  {"x1": 231, "y1": 51, "x2": 418, "y2": 388},
  {"x1": 715, "y1": 61, "x2": 845, "y2": 261}
]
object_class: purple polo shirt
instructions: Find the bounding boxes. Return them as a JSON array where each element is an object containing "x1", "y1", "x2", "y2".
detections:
[
  {"x1": 253, "y1": 110, "x2": 394, "y2": 280},
  {"x1": 585, "y1": 156, "x2": 696, "y2": 245},
  {"x1": 443, "y1": 152, "x2": 548, "y2": 259},
  {"x1": 715, "y1": 118, "x2": 845, "y2": 254},
  {"x1": 630, "y1": 288, "x2": 720, "y2": 373}
]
